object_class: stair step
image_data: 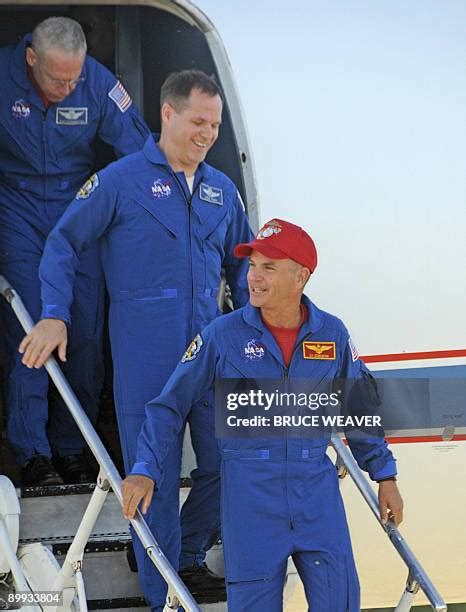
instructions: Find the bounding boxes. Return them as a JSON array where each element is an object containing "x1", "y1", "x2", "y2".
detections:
[
  {"x1": 18, "y1": 485, "x2": 196, "y2": 544},
  {"x1": 18, "y1": 479, "x2": 193, "y2": 500},
  {"x1": 56, "y1": 548, "x2": 142, "y2": 601},
  {"x1": 86, "y1": 595, "x2": 226, "y2": 609},
  {"x1": 19, "y1": 482, "x2": 97, "y2": 498},
  {"x1": 18, "y1": 489, "x2": 129, "y2": 544},
  {"x1": 86, "y1": 604, "x2": 226, "y2": 611},
  {"x1": 87, "y1": 598, "x2": 146, "y2": 610},
  {"x1": 52, "y1": 543, "x2": 225, "y2": 604}
]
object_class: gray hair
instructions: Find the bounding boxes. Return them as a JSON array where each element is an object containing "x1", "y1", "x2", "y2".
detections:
[{"x1": 32, "y1": 17, "x2": 87, "y2": 58}]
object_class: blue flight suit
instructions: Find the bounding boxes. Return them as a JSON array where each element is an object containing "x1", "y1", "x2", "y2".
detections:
[
  {"x1": 132, "y1": 296, "x2": 397, "y2": 612},
  {"x1": 38, "y1": 134, "x2": 253, "y2": 610},
  {"x1": 0, "y1": 34, "x2": 150, "y2": 464}
]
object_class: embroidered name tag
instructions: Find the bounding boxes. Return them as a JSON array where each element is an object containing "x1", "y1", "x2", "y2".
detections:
[
  {"x1": 56, "y1": 107, "x2": 88, "y2": 125},
  {"x1": 303, "y1": 342, "x2": 336, "y2": 360},
  {"x1": 200, "y1": 183, "x2": 223, "y2": 205}
]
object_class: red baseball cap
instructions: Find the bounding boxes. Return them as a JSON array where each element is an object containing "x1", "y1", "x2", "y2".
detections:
[{"x1": 234, "y1": 218, "x2": 318, "y2": 273}]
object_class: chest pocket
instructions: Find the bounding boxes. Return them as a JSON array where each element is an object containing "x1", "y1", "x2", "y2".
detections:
[
  {"x1": 301, "y1": 357, "x2": 338, "y2": 379},
  {"x1": 131, "y1": 196, "x2": 179, "y2": 238},
  {"x1": 193, "y1": 194, "x2": 229, "y2": 244},
  {"x1": 222, "y1": 355, "x2": 283, "y2": 381},
  {"x1": 0, "y1": 101, "x2": 41, "y2": 164},
  {"x1": 222, "y1": 358, "x2": 250, "y2": 378},
  {"x1": 46, "y1": 106, "x2": 99, "y2": 159}
]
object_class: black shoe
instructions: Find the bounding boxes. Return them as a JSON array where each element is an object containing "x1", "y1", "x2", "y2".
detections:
[
  {"x1": 179, "y1": 563, "x2": 226, "y2": 593},
  {"x1": 54, "y1": 454, "x2": 95, "y2": 484},
  {"x1": 21, "y1": 455, "x2": 64, "y2": 486}
]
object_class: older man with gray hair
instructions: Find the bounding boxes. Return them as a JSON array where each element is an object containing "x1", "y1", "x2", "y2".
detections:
[{"x1": 0, "y1": 16, "x2": 150, "y2": 486}]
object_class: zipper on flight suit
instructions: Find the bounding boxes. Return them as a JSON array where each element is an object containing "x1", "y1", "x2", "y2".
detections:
[
  {"x1": 282, "y1": 366, "x2": 294, "y2": 530},
  {"x1": 281, "y1": 364, "x2": 295, "y2": 529},
  {"x1": 41, "y1": 110, "x2": 48, "y2": 205},
  {"x1": 282, "y1": 330, "x2": 314, "y2": 531},
  {"x1": 171, "y1": 173, "x2": 202, "y2": 338}
]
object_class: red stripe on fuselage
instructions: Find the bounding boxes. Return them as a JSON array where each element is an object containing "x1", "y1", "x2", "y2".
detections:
[
  {"x1": 386, "y1": 434, "x2": 466, "y2": 444},
  {"x1": 360, "y1": 349, "x2": 466, "y2": 363},
  {"x1": 341, "y1": 434, "x2": 466, "y2": 446}
]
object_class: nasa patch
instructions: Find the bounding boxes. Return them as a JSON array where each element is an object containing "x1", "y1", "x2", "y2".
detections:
[
  {"x1": 199, "y1": 183, "x2": 223, "y2": 205},
  {"x1": 56, "y1": 107, "x2": 88, "y2": 125},
  {"x1": 151, "y1": 178, "x2": 172, "y2": 199},
  {"x1": 182, "y1": 334, "x2": 203, "y2": 363},
  {"x1": 243, "y1": 339, "x2": 265, "y2": 361},
  {"x1": 11, "y1": 99, "x2": 31, "y2": 119},
  {"x1": 76, "y1": 174, "x2": 99, "y2": 200}
]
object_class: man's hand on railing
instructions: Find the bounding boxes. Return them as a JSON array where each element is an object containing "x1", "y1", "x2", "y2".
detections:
[
  {"x1": 378, "y1": 480, "x2": 404, "y2": 527},
  {"x1": 19, "y1": 318, "x2": 68, "y2": 368},
  {"x1": 122, "y1": 475, "x2": 155, "y2": 520}
]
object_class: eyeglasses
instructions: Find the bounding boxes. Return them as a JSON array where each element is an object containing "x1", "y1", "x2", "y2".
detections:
[
  {"x1": 43, "y1": 73, "x2": 86, "y2": 88},
  {"x1": 48, "y1": 76, "x2": 85, "y2": 87},
  {"x1": 33, "y1": 53, "x2": 85, "y2": 88}
]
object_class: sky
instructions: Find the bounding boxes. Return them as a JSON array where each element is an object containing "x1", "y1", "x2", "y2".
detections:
[{"x1": 194, "y1": 1, "x2": 466, "y2": 354}]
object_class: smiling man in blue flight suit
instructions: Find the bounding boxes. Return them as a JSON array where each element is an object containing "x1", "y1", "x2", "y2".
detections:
[
  {"x1": 19, "y1": 70, "x2": 253, "y2": 610},
  {"x1": 122, "y1": 218, "x2": 404, "y2": 611},
  {"x1": 0, "y1": 16, "x2": 150, "y2": 485}
]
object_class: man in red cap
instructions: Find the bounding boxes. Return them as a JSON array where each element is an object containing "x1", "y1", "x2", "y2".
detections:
[{"x1": 122, "y1": 218, "x2": 403, "y2": 611}]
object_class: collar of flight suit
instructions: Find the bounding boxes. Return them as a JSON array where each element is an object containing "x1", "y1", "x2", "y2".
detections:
[
  {"x1": 10, "y1": 35, "x2": 35, "y2": 92},
  {"x1": 240, "y1": 294, "x2": 325, "y2": 366},
  {"x1": 142, "y1": 133, "x2": 214, "y2": 180}
]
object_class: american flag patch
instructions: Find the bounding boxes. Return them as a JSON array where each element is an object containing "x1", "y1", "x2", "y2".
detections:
[
  {"x1": 108, "y1": 81, "x2": 132, "y2": 113},
  {"x1": 348, "y1": 337, "x2": 359, "y2": 362}
]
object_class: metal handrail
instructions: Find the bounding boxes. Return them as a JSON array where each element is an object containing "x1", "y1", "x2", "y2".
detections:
[
  {"x1": 330, "y1": 433, "x2": 447, "y2": 612},
  {"x1": 0, "y1": 520, "x2": 37, "y2": 612},
  {"x1": 0, "y1": 275, "x2": 200, "y2": 612}
]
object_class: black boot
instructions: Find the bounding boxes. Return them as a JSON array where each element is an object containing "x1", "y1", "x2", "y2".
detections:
[
  {"x1": 54, "y1": 454, "x2": 95, "y2": 484},
  {"x1": 21, "y1": 455, "x2": 64, "y2": 486},
  {"x1": 178, "y1": 563, "x2": 226, "y2": 594}
]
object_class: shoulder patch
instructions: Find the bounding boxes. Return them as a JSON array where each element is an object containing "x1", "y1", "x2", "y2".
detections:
[
  {"x1": 108, "y1": 81, "x2": 132, "y2": 113},
  {"x1": 348, "y1": 337, "x2": 359, "y2": 362},
  {"x1": 76, "y1": 174, "x2": 99, "y2": 200},
  {"x1": 181, "y1": 334, "x2": 203, "y2": 363}
]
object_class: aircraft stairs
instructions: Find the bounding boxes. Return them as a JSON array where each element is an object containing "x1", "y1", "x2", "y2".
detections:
[
  {"x1": 0, "y1": 480, "x2": 227, "y2": 611},
  {"x1": 0, "y1": 275, "x2": 450, "y2": 612}
]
